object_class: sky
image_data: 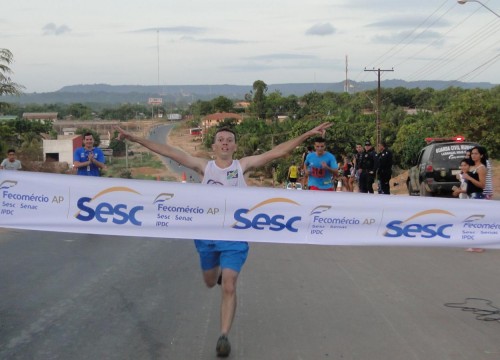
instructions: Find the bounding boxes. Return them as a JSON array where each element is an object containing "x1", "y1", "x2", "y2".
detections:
[{"x1": 1, "y1": 0, "x2": 499, "y2": 93}]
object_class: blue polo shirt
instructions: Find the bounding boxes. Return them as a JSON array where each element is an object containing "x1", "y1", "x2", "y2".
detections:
[{"x1": 74, "y1": 147, "x2": 105, "y2": 176}]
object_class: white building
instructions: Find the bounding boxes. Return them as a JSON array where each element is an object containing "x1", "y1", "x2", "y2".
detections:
[{"x1": 42, "y1": 135, "x2": 81, "y2": 168}]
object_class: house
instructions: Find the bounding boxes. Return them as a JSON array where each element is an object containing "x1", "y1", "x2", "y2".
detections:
[
  {"x1": 234, "y1": 101, "x2": 250, "y2": 109},
  {"x1": 23, "y1": 112, "x2": 58, "y2": 123},
  {"x1": 167, "y1": 113, "x2": 182, "y2": 121},
  {"x1": 202, "y1": 112, "x2": 242, "y2": 128},
  {"x1": 0, "y1": 115, "x2": 18, "y2": 122},
  {"x1": 62, "y1": 127, "x2": 77, "y2": 136},
  {"x1": 42, "y1": 135, "x2": 81, "y2": 167}
]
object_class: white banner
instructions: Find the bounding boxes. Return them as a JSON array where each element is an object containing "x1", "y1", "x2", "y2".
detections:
[{"x1": 1, "y1": 171, "x2": 499, "y2": 248}]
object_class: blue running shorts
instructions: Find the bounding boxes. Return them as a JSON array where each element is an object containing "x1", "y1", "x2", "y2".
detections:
[{"x1": 194, "y1": 240, "x2": 249, "y2": 273}]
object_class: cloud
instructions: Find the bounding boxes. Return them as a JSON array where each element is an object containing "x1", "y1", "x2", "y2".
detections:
[
  {"x1": 367, "y1": 17, "x2": 450, "y2": 29},
  {"x1": 373, "y1": 30, "x2": 444, "y2": 45},
  {"x1": 42, "y1": 23, "x2": 71, "y2": 36},
  {"x1": 186, "y1": 37, "x2": 250, "y2": 44},
  {"x1": 131, "y1": 26, "x2": 207, "y2": 35},
  {"x1": 246, "y1": 54, "x2": 317, "y2": 61},
  {"x1": 306, "y1": 22, "x2": 336, "y2": 36},
  {"x1": 225, "y1": 53, "x2": 334, "y2": 72}
]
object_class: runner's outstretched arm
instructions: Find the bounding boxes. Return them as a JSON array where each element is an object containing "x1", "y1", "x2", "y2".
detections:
[
  {"x1": 114, "y1": 126, "x2": 207, "y2": 174},
  {"x1": 240, "y1": 122, "x2": 332, "y2": 172}
]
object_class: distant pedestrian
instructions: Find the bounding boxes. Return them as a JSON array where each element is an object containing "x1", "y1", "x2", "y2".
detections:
[
  {"x1": 353, "y1": 143, "x2": 363, "y2": 191},
  {"x1": 358, "y1": 141, "x2": 376, "y2": 193},
  {"x1": 376, "y1": 142, "x2": 393, "y2": 195},
  {"x1": 287, "y1": 161, "x2": 299, "y2": 188},
  {"x1": 301, "y1": 145, "x2": 314, "y2": 188},
  {"x1": 0, "y1": 149, "x2": 22, "y2": 170}
]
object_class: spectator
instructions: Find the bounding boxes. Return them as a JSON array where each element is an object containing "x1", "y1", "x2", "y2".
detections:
[
  {"x1": 342, "y1": 155, "x2": 354, "y2": 192},
  {"x1": 0, "y1": 149, "x2": 22, "y2": 170},
  {"x1": 358, "y1": 141, "x2": 376, "y2": 193},
  {"x1": 484, "y1": 157, "x2": 494, "y2": 200},
  {"x1": 452, "y1": 158, "x2": 472, "y2": 199},
  {"x1": 376, "y1": 142, "x2": 393, "y2": 195},
  {"x1": 73, "y1": 133, "x2": 106, "y2": 176},
  {"x1": 353, "y1": 143, "x2": 363, "y2": 192},
  {"x1": 463, "y1": 146, "x2": 488, "y2": 253}
]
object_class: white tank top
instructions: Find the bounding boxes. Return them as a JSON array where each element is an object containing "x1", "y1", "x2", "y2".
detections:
[{"x1": 202, "y1": 160, "x2": 247, "y2": 187}]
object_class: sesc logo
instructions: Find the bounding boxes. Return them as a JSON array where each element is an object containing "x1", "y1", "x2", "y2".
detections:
[
  {"x1": 232, "y1": 197, "x2": 301, "y2": 232},
  {"x1": 384, "y1": 209, "x2": 454, "y2": 239},
  {"x1": 0, "y1": 180, "x2": 17, "y2": 190},
  {"x1": 75, "y1": 186, "x2": 143, "y2": 226}
]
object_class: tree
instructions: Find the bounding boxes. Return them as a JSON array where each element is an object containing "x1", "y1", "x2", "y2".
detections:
[
  {"x1": 392, "y1": 113, "x2": 437, "y2": 168},
  {"x1": 438, "y1": 88, "x2": 500, "y2": 158},
  {"x1": 251, "y1": 80, "x2": 268, "y2": 119},
  {"x1": 67, "y1": 103, "x2": 93, "y2": 120},
  {"x1": 19, "y1": 131, "x2": 42, "y2": 160},
  {"x1": 211, "y1": 96, "x2": 234, "y2": 113},
  {"x1": 1, "y1": 49, "x2": 24, "y2": 111}
]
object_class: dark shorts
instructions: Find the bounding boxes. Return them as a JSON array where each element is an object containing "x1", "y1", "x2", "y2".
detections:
[
  {"x1": 288, "y1": 177, "x2": 298, "y2": 183},
  {"x1": 194, "y1": 240, "x2": 249, "y2": 272},
  {"x1": 469, "y1": 192, "x2": 484, "y2": 199}
]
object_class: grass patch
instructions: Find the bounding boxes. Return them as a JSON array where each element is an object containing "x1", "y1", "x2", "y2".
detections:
[{"x1": 104, "y1": 152, "x2": 166, "y2": 179}]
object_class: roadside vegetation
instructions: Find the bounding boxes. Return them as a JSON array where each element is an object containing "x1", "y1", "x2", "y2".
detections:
[
  {"x1": 1, "y1": 50, "x2": 498, "y2": 185},
  {"x1": 103, "y1": 151, "x2": 170, "y2": 180}
]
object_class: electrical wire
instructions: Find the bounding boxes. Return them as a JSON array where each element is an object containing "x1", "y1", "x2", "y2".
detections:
[
  {"x1": 394, "y1": 3, "x2": 486, "y2": 70},
  {"x1": 454, "y1": 53, "x2": 500, "y2": 82},
  {"x1": 407, "y1": 18, "x2": 500, "y2": 81},
  {"x1": 367, "y1": 0, "x2": 450, "y2": 69},
  {"x1": 358, "y1": 0, "x2": 499, "y2": 85}
]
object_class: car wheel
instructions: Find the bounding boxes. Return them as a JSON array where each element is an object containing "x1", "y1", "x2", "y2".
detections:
[
  {"x1": 407, "y1": 179, "x2": 418, "y2": 196},
  {"x1": 419, "y1": 182, "x2": 431, "y2": 197}
]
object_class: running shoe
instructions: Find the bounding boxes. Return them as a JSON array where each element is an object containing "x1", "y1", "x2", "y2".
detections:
[{"x1": 216, "y1": 334, "x2": 231, "y2": 357}]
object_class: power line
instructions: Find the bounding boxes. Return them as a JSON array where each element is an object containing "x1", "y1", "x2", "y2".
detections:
[
  {"x1": 454, "y1": 53, "x2": 500, "y2": 82},
  {"x1": 394, "y1": 4, "x2": 489, "y2": 70},
  {"x1": 406, "y1": 18, "x2": 500, "y2": 81},
  {"x1": 367, "y1": 0, "x2": 449, "y2": 68}
]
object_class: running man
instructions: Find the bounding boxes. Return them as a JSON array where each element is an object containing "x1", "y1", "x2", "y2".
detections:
[{"x1": 115, "y1": 122, "x2": 332, "y2": 357}]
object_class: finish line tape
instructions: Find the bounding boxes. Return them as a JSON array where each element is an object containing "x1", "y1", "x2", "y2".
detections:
[{"x1": 1, "y1": 171, "x2": 499, "y2": 248}]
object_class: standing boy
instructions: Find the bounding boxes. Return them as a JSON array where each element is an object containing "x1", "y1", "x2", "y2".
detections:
[{"x1": 0, "y1": 149, "x2": 22, "y2": 170}]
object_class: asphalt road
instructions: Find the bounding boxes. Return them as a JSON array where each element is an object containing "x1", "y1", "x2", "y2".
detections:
[
  {"x1": 148, "y1": 123, "x2": 201, "y2": 183},
  {"x1": 1, "y1": 228, "x2": 499, "y2": 360}
]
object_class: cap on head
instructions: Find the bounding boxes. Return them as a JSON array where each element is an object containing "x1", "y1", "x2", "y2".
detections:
[{"x1": 365, "y1": 141, "x2": 372, "y2": 146}]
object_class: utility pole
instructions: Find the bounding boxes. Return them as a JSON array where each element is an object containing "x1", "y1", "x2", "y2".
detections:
[
  {"x1": 344, "y1": 55, "x2": 349, "y2": 93},
  {"x1": 364, "y1": 67, "x2": 394, "y2": 147}
]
